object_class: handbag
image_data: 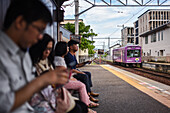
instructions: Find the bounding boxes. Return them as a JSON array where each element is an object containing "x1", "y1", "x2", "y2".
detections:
[{"x1": 55, "y1": 87, "x2": 76, "y2": 113}]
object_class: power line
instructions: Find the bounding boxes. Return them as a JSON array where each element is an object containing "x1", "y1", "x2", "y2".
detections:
[
  {"x1": 123, "y1": 0, "x2": 154, "y2": 25},
  {"x1": 107, "y1": 0, "x2": 154, "y2": 38},
  {"x1": 93, "y1": 37, "x2": 121, "y2": 39}
]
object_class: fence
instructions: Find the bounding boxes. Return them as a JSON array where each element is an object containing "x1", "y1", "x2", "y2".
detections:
[{"x1": 142, "y1": 56, "x2": 170, "y2": 63}]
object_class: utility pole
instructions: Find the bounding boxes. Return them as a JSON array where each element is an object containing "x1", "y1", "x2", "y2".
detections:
[
  {"x1": 103, "y1": 42, "x2": 105, "y2": 50},
  {"x1": 75, "y1": 0, "x2": 79, "y2": 35},
  {"x1": 108, "y1": 37, "x2": 110, "y2": 49},
  {"x1": 75, "y1": 0, "x2": 79, "y2": 62}
]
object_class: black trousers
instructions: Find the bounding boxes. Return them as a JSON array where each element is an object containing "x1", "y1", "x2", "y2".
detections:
[
  {"x1": 73, "y1": 71, "x2": 93, "y2": 93},
  {"x1": 68, "y1": 100, "x2": 88, "y2": 113}
]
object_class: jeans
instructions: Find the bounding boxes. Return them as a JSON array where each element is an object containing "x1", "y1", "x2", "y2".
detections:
[{"x1": 73, "y1": 71, "x2": 93, "y2": 93}]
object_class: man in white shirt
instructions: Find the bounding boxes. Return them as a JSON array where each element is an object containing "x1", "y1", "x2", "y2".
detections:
[{"x1": 0, "y1": 0, "x2": 68, "y2": 112}]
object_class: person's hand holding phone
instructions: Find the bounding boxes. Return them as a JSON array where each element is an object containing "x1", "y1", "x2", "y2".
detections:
[
  {"x1": 51, "y1": 66, "x2": 69, "y2": 89},
  {"x1": 85, "y1": 60, "x2": 92, "y2": 64}
]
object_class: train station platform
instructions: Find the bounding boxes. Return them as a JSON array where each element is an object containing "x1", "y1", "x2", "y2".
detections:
[{"x1": 79, "y1": 64, "x2": 170, "y2": 113}]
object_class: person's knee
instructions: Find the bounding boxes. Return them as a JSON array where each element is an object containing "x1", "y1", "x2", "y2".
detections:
[
  {"x1": 79, "y1": 81, "x2": 86, "y2": 88},
  {"x1": 81, "y1": 74, "x2": 88, "y2": 80},
  {"x1": 86, "y1": 72, "x2": 91, "y2": 75},
  {"x1": 84, "y1": 72, "x2": 91, "y2": 77}
]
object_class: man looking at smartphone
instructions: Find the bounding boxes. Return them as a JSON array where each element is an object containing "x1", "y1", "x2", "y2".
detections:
[
  {"x1": 64, "y1": 39, "x2": 99, "y2": 102},
  {"x1": 0, "y1": 0, "x2": 68, "y2": 112}
]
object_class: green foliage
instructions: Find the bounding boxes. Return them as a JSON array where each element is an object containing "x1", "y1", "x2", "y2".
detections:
[
  {"x1": 64, "y1": 22, "x2": 75, "y2": 34},
  {"x1": 101, "y1": 52, "x2": 108, "y2": 58},
  {"x1": 64, "y1": 21, "x2": 97, "y2": 55},
  {"x1": 79, "y1": 37, "x2": 95, "y2": 55}
]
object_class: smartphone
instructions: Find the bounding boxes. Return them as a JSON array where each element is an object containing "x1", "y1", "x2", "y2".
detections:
[{"x1": 52, "y1": 61, "x2": 76, "y2": 89}]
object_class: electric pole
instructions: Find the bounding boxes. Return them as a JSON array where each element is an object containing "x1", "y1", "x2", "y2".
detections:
[
  {"x1": 75, "y1": 0, "x2": 79, "y2": 35},
  {"x1": 75, "y1": 0, "x2": 79, "y2": 62}
]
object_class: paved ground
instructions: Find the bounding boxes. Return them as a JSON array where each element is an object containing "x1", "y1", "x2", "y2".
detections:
[{"x1": 79, "y1": 64, "x2": 170, "y2": 113}]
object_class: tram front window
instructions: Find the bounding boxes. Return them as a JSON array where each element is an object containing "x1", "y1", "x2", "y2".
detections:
[{"x1": 127, "y1": 50, "x2": 140, "y2": 57}]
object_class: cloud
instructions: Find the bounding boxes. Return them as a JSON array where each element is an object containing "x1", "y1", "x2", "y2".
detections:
[{"x1": 63, "y1": 0, "x2": 170, "y2": 49}]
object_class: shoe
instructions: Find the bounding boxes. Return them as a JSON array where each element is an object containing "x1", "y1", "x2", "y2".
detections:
[
  {"x1": 90, "y1": 92, "x2": 99, "y2": 97},
  {"x1": 88, "y1": 102, "x2": 99, "y2": 108},
  {"x1": 89, "y1": 95, "x2": 99, "y2": 103},
  {"x1": 88, "y1": 108, "x2": 97, "y2": 113}
]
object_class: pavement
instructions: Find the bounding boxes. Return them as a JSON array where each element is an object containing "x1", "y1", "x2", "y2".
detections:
[{"x1": 79, "y1": 64, "x2": 170, "y2": 113}]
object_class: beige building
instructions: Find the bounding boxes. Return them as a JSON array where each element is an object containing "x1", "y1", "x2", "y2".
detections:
[
  {"x1": 60, "y1": 19, "x2": 83, "y2": 27},
  {"x1": 121, "y1": 27, "x2": 134, "y2": 46},
  {"x1": 133, "y1": 20, "x2": 139, "y2": 45},
  {"x1": 138, "y1": 9, "x2": 170, "y2": 46}
]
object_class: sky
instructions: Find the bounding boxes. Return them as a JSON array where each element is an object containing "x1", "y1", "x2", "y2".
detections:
[{"x1": 62, "y1": 0, "x2": 170, "y2": 50}]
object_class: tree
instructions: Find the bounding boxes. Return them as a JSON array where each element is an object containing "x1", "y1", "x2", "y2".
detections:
[{"x1": 64, "y1": 22, "x2": 97, "y2": 55}]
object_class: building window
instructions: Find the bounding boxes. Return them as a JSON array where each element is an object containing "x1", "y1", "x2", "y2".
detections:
[
  {"x1": 145, "y1": 36, "x2": 148, "y2": 44},
  {"x1": 127, "y1": 38, "x2": 130, "y2": 43},
  {"x1": 158, "y1": 32, "x2": 160, "y2": 41},
  {"x1": 161, "y1": 12, "x2": 163, "y2": 19},
  {"x1": 164, "y1": 12, "x2": 166, "y2": 19},
  {"x1": 151, "y1": 33, "x2": 156, "y2": 43},
  {"x1": 153, "y1": 21, "x2": 155, "y2": 28},
  {"x1": 161, "y1": 31, "x2": 163, "y2": 40},
  {"x1": 160, "y1": 50, "x2": 163, "y2": 56},
  {"x1": 135, "y1": 37, "x2": 139, "y2": 44}
]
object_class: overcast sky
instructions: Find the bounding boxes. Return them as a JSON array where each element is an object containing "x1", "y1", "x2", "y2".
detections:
[{"x1": 63, "y1": 0, "x2": 170, "y2": 49}]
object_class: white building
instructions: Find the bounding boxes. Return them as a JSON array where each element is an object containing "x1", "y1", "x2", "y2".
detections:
[
  {"x1": 140, "y1": 22, "x2": 170, "y2": 61},
  {"x1": 138, "y1": 9, "x2": 170, "y2": 47}
]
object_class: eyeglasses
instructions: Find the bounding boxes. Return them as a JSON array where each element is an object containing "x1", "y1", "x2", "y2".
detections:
[
  {"x1": 45, "y1": 47, "x2": 52, "y2": 52},
  {"x1": 30, "y1": 24, "x2": 45, "y2": 34}
]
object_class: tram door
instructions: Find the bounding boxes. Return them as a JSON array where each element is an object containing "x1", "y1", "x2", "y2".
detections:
[
  {"x1": 122, "y1": 50, "x2": 125, "y2": 62},
  {"x1": 121, "y1": 50, "x2": 123, "y2": 62}
]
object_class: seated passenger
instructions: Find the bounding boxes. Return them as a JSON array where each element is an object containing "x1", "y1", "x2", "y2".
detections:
[
  {"x1": 29, "y1": 34, "x2": 89, "y2": 113},
  {"x1": 54, "y1": 41, "x2": 99, "y2": 109},
  {"x1": 0, "y1": 0, "x2": 68, "y2": 112},
  {"x1": 64, "y1": 40, "x2": 99, "y2": 102}
]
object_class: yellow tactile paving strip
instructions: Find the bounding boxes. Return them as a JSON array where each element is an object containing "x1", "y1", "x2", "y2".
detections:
[{"x1": 101, "y1": 65, "x2": 170, "y2": 108}]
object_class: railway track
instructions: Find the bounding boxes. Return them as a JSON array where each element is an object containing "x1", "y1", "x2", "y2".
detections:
[{"x1": 93, "y1": 59, "x2": 170, "y2": 86}]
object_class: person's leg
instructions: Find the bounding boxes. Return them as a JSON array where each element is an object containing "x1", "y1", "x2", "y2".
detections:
[
  {"x1": 68, "y1": 100, "x2": 88, "y2": 113},
  {"x1": 77, "y1": 81, "x2": 91, "y2": 105},
  {"x1": 64, "y1": 80, "x2": 90, "y2": 105},
  {"x1": 82, "y1": 71, "x2": 99, "y2": 97},
  {"x1": 83, "y1": 71, "x2": 92, "y2": 87},
  {"x1": 73, "y1": 74, "x2": 91, "y2": 93}
]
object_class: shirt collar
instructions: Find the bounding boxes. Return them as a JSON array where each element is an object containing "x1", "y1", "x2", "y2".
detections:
[
  {"x1": 68, "y1": 52, "x2": 74, "y2": 56},
  {"x1": 0, "y1": 31, "x2": 22, "y2": 56}
]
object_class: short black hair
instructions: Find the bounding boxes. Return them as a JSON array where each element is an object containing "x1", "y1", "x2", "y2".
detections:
[
  {"x1": 68, "y1": 39, "x2": 79, "y2": 47},
  {"x1": 55, "y1": 41, "x2": 68, "y2": 57},
  {"x1": 3, "y1": 0, "x2": 53, "y2": 30}
]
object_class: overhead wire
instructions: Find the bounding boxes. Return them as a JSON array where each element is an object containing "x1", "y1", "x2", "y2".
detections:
[{"x1": 107, "y1": 0, "x2": 154, "y2": 38}]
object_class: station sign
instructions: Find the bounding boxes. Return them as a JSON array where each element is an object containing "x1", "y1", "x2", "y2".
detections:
[{"x1": 98, "y1": 49, "x2": 104, "y2": 54}]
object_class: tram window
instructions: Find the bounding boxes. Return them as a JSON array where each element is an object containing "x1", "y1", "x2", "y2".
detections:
[
  {"x1": 134, "y1": 50, "x2": 140, "y2": 57},
  {"x1": 127, "y1": 50, "x2": 140, "y2": 57}
]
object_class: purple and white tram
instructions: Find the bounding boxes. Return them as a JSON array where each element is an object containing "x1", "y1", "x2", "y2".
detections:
[{"x1": 112, "y1": 45, "x2": 142, "y2": 67}]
